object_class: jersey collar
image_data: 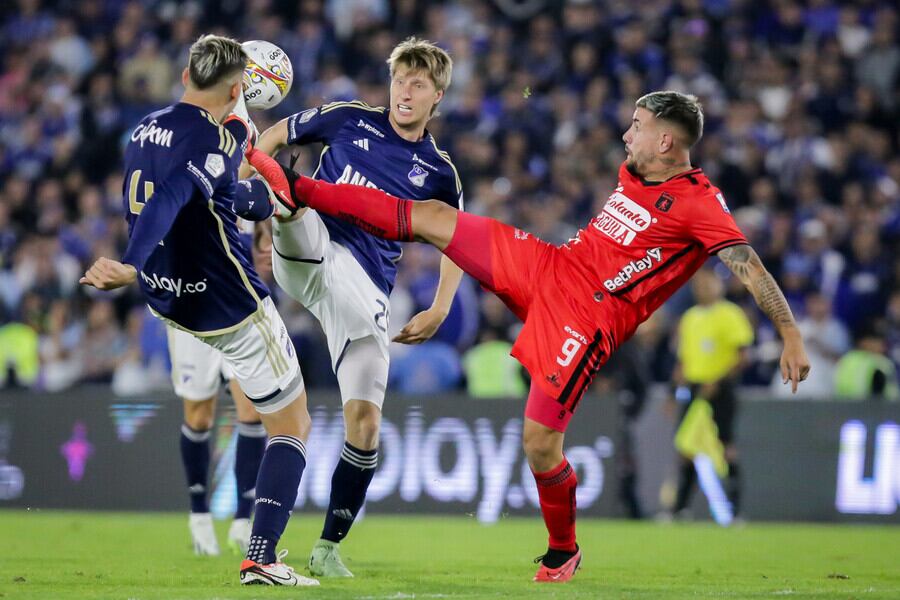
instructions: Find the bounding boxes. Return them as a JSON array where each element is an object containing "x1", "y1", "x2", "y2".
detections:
[
  {"x1": 626, "y1": 162, "x2": 703, "y2": 187},
  {"x1": 382, "y1": 110, "x2": 433, "y2": 147}
]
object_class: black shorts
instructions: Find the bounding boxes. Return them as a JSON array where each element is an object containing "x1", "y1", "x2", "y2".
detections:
[{"x1": 678, "y1": 380, "x2": 737, "y2": 445}]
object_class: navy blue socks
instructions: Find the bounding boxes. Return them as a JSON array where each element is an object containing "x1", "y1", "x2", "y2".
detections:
[
  {"x1": 246, "y1": 435, "x2": 307, "y2": 564},
  {"x1": 321, "y1": 442, "x2": 378, "y2": 543},
  {"x1": 180, "y1": 424, "x2": 211, "y2": 513},
  {"x1": 235, "y1": 421, "x2": 266, "y2": 519}
]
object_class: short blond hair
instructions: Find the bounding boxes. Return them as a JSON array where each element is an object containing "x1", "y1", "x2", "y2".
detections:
[
  {"x1": 387, "y1": 37, "x2": 452, "y2": 115},
  {"x1": 188, "y1": 34, "x2": 247, "y2": 90}
]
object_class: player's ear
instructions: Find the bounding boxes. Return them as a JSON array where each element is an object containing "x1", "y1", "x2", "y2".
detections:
[
  {"x1": 433, "y1": 88, "x2": 444, "y2": 108},
  {"x1": 659, "y1": 131, "x2": 674, "y2": 154},
  {"x1": 182, "y1": 68, "x2": 190, "y2": 87}
]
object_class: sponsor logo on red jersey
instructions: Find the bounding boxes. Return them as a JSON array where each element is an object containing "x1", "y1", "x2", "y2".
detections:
[
  {"x1": 603, "y1": 247, "x2": 663, "y2": 291},
  {"x1": 593, "y1": 192, "x2": 655, "y2": 246}
]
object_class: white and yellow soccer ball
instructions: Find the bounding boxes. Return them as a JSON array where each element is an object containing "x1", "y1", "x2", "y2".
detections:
[{"x1": 242, "y1": 40, "x2": 293, "y2": 110}]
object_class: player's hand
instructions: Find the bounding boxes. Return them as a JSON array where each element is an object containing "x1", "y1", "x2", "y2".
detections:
[
  {"x1": 780, "y1": 332, "x2": 810, "y2": 394},
  {"x1": 246, "y1": 147, "x2": 303, "y2": 218},
  {"x1": 79, "y1": 257, "x2": 137, "y2": 290},
  {"x1": 393, "y1": 307, "x2": 448, "y2": 345}
]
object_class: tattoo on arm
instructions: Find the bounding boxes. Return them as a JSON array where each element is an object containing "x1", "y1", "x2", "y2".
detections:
[{"x1": 718, "y1": 244, "x2": 796, "y2": 331}]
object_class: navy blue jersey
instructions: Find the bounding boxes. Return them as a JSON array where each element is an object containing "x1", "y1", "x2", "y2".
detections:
[
  {"x1": 121, "y1": 102, "x2": 269, "y2": 335},
  {"x1": 286, "y1": 101, "x2": 463, "y2": 295}
]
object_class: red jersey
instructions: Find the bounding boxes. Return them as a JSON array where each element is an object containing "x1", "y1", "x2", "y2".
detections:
[
  {"x1": 441, "y1": 161, "x2": 748, "y2": 427},
  {"x1": 554, "y1": 162, "x2": 747, "y2": 348}
]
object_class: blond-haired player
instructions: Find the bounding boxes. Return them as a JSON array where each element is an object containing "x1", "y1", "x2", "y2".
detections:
[{"x1": 249, "y1": 37, "x2": 464, "y2": 577}]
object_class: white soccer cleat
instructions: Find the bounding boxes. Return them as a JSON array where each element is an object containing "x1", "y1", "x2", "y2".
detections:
[
  {"x1": 240, "y1": 549, "x2": 320, "y2": 586},
  {"x1": 188, "y1": 512, "x2": 220, "y2": 556},
  {"x1": 227, "y1": 518, "x2": 252, "y2": 555}
]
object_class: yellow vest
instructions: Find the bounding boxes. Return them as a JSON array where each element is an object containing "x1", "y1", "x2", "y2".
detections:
[{"x1": 678, "y1": 301, "x2": 753, "y2": 384}]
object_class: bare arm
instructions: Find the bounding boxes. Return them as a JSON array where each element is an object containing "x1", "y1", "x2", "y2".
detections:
[
  {"x1": 432, "y1": 254, "x2": 464, "y2": 314},
  {"x1": 717, "y1": 244, "x2": 810, "y2": 392},
  {"x1": 393, "y1": 255, "x2": 463, "y2": 344}
]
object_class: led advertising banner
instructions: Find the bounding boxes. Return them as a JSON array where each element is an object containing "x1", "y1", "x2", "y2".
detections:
[
  {"x1": 0, "y1": 388, "x2": 619, "y2": 519},
  {"x1": 1, "y1": 388, "x2": 898, "y2": 523}
]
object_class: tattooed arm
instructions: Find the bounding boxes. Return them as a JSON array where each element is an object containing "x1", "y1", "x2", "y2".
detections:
[{"x1": 717, "y1": 244, "x2": 810, "y2": 392}]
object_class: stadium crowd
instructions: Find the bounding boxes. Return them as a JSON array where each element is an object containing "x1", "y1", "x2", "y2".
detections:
[{"x1": 1, "y1": 0, "x2": 898, "y2": 399}]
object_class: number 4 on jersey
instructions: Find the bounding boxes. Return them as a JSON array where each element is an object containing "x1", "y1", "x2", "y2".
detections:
[{"x1": 128, "y1": 169, "x2": 155, "y2": 215}]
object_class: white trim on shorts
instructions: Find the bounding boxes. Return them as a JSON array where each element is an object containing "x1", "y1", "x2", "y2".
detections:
[{"x1": 200, "y1": 297, "x2": 305, "y2": 414}]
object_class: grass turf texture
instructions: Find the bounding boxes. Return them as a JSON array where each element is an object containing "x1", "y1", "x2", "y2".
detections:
[{"x1": 0, "y1": 511, "x2": 897, "y2": 599}]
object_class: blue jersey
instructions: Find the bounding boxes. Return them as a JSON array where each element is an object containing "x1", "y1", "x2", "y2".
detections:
[
  {"x1": 286, "y1": 101, "x2": 463, "y2": 295},
  {"x1": 121, "y1": 102, "x2": 269, "y2": 335}
]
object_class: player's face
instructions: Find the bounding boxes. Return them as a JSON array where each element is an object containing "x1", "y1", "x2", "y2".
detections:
[
  {"x1": 622, "y1": 107, "x2": 660, "y2": 175},
  {"x1": 389, "y1": 67, "x2": 443, "y2": 131}
]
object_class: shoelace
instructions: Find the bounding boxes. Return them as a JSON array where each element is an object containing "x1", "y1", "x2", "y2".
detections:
[
  {"x1": 533, "y1": 553, "x2": 546, "y2": 565},
  {"x1": 275, "y1": 549, "x2": 295, "y2": 573}
]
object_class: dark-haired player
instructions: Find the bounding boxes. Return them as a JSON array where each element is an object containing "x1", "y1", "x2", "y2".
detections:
[
  {"x1": 250, "y1": 90, "x2": 810, "y2": 583},
  {"x1": 80, "y1": 34, "x2": 318, "y2": 586}
]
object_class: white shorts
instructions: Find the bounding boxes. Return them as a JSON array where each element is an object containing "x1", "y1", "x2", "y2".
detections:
[
  {"x1": 177, "y1": 296, "x2": 304, "y2": 414},
  {"x1": 166, "y1": 325, "x2": 233, "y2": 400},
  {"x1": 272, "y1": 211, "x2": 390, "y2": 406}
]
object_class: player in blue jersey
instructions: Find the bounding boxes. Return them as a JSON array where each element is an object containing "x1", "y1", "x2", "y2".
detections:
[
  {"x1": 249, "y1": 37, "x2": 463, "y2": 577},
  {"x1": 80, "y1": 35, "x2": 318, "y2": 586}
]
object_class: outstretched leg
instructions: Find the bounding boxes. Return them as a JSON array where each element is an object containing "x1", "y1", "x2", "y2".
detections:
[
  {"x1": 291, "y1": 174, "x2": 460, "y2": 248},
  {"x1": 249, "y1": 153, "x2": 541, "y2": 302},
  {"x1": 523, "y1": 383, "x2": 582, "y2": 583},
  {"x1": 288, "y1": 175, "x2": 507, "y2": 288}
]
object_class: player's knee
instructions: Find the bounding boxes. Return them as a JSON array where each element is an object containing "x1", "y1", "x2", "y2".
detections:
[
  {"x1": 522, "y1": 428, "x2": 560, "y2": 470},
  {"x1": 183, "y1": 398, "x2": 215, "y2": 430},
  {"x1": 260, "y1": 396, "x2": 313, "y2": 439},
  {"x1": 343, "y1": 400, "x2": 381, "y2": 450}
]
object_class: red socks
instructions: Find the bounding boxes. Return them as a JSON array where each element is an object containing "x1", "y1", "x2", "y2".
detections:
[
  {"x1": 294, "y1": 176, "x2": 414, "y2": 242},
  {"x1": 532, "y1": 459, "x2": 578, "y2": 552}
]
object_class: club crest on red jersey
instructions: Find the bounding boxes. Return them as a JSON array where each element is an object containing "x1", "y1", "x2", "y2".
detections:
[{"x1": 655, "y1": 192, "x2": 675, "y2": 212}]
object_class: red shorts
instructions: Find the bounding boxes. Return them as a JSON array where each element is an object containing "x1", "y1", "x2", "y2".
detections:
[{"x1": 445, "y1": 213, "x2": 614, "y2": 432}]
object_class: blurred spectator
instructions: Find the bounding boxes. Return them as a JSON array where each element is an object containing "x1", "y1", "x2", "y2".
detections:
[
  {"x1": 461, "y1": 328, "x2": 527, "y2": 399},
  {"x1": 834, "y1": 322, "x2": 900, "y2": 401},
  {"x1": 389, "y1": 341, "x2": 462, "y2": 394},
  {"x1": 771, "y1": 292, "x2": 849, "y2": 399},
  {"x1": 0, "y1": 0, "x2": 897, "y2": 394},
  {"x1": 0, "y1": 320, "x2": 39, "y2": 388},
  {"x1": 79, "y1": 300, "x2": 126, "y2": 383}
]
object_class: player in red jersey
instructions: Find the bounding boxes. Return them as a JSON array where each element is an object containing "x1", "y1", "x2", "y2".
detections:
[{"x1": 248, "y1": 91, "x2": 810, "y2": 582}]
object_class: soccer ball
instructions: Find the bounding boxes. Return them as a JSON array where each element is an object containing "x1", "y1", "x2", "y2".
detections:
[{"x1": 242, "y1": 40, "x2": 293, "y2": 110}]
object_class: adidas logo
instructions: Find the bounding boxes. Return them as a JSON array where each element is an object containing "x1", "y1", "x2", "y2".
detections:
[
  {"x1": 188, "y1": 483, "x2": 205, "y2": 494},
  {"x1": 332, "y1": 508, "x2": 354, "y2": 520},
  {"x1": 352, "y1": 139, "x2": 369, "y2": 151}
]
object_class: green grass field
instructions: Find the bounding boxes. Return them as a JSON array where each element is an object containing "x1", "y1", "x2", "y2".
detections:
[{"x1": 0, "y1": 511, "x2": 897, "y2": 599}]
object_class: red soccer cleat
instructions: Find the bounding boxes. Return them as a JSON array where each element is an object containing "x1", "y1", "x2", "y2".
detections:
[{"x1": 532, "y1": 547, "x2": 582, "y2": 583}]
